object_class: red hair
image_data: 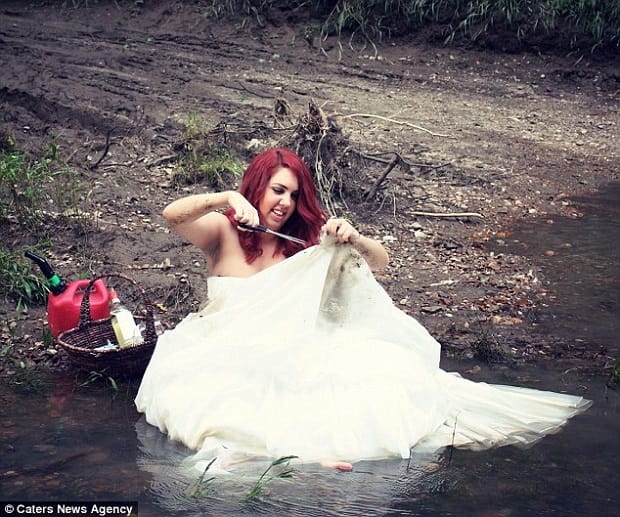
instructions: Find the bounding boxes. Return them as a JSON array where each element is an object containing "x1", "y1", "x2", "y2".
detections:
[{"x1": 226, "y1": 148, "x2": 328, "y2": 264}]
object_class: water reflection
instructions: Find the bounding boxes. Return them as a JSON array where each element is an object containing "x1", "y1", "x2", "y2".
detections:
[{"x1": 135, "y1": 413, "x2": 449, "y2": 516}]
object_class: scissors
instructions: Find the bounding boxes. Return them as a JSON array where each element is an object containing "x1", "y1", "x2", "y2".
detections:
[{"x1": 237, "y1": 222, "x2": 306, "y2": 245}]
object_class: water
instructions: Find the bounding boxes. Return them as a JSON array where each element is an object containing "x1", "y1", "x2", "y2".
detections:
[
  {"x1": 490, "y1": 182, "x2": 620, "y2": 355},
  {"x1": 1, "y1": 185, "x2": 619, "y2": 516},
  {"x1": 2, "y1": 368, "x2": 617, "y2": 516}
]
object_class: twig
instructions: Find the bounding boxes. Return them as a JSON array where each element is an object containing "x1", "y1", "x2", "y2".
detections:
[
  {"x1": 100, "y1": 162, "x2": 133, "y2": 168},
  {"x1": 421, "y1": 161, "x2": 453, "y2": 173},
  {"x1": 89, "y1": 130, "x2": 111, "y2": 170},
  {"x1": 146, "y1": 154, "x2": 178, "y2": 168},
  {"x1": 350, "y1": 148, "x2": 431, "y2": 169},
  {"x1": 365, "y1": 155, "x2": 400, "y2": 200},
  {"x1": 237, "y1": 81, "x2": 273, "y2": 99},
  {"x1": 340, "y1": 113, "x2": 449, "y2": 137},
  {"x1": 411, "y1": 211, "x2": 484, "y2": 219}
]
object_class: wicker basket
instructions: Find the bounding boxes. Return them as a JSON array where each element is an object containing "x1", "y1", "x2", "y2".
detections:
[{"x1": 57, "y1": 273, "x2": 158, "y2": 378}]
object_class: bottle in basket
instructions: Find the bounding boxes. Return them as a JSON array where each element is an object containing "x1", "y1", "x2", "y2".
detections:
[{"x1": 108, "y1": 288, "x2": 143, "y2": 347}]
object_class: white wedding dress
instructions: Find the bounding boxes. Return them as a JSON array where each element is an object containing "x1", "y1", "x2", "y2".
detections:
[{"x1": 135, "y1": 237, "x2": 590, "y2": 467}]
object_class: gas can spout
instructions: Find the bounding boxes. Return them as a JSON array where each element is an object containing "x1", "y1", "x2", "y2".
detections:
[
  {"x1": 25, "y1": 251, "x2": 67, "y2": 295},
  {"x1": 25, "y1": 251, "x2": 54, "y2": 279}
]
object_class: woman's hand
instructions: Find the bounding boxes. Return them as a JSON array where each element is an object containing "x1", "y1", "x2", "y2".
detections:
[
  {"x1": 322, "y1": 217, "x2": 389, "y2": 271},
  {"x1": 321, "y1": 217, "x2": 361, "y2": 244},
  {"x1": 228, "y1": 192, "x2": 260, "y2": 227}
]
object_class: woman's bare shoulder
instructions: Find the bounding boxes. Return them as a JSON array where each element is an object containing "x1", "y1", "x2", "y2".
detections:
[{"x1": 172, "y1": 211, "x2": 230, "y2": 255}]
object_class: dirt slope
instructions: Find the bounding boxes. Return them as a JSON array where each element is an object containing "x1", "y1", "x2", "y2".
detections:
[{"x1": 0, "y1": 1, "x2": 618, "y2": 372}]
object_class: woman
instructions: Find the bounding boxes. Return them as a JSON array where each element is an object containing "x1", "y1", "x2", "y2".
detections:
[
  {"x1": 160, "y1": 147, "x2": 388, "y2": 276},
  {"x1": 136, "y1": 147, "x2": 590, "y2": 473}
]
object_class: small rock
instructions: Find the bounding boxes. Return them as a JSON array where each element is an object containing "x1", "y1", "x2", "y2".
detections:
[{"x1": 421, "y1": 306, "x2": 442, "y2": 314}]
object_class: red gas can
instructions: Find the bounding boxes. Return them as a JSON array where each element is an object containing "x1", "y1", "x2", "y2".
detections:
[
  {"x1": 25, "y1": 252, "x2": 112, "y2": 338},
  {"x1": 47, "y1": 279, "x2": 111, "y2": 338}
]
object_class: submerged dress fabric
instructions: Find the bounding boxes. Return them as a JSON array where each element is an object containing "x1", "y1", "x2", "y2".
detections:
[{"x1": 135, "y1": 238, "x2": 590, "y2": 466}]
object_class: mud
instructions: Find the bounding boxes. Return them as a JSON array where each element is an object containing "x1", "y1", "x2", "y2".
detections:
[{"x1": 0, "y1": 1, "x2": 618, "y2": 376}]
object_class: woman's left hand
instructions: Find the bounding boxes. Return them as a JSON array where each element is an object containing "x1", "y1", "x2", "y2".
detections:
[
  {"x1": 322, "y1": 218, "x2": 361, "y2": 245},
  {"x1": 322, "y1": 217, "x2": 389, "y2": 271}
]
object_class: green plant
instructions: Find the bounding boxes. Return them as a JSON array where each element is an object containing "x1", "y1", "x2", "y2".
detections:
[
  {"x1": 184, "y1": 113, "x2": 207, "y2": 140},
  {"x1": 0, "y1": 150, "x2": 48, "y2": 223},
  {"x1": 186, "y1": 457, "x2": 217, "y2": 498},
  {"x1": 80, "y1": 369, "x2": 119, "y2": 393},
  {"x1": 175, "y1": 144, "x2": 244, "y2": 188},
  {"x1": 1, "y1": 341, "x2": 15, "y2": 364},
  {"x1": 0, "y1": 141, "x2": 81, "y2": 225},
  {"x1": 245, "y1": 455, "x2": 298, "y2": 500},
  {"x1": 1, "y1": 140, "x2": 88, "y2": 251},
  {"x1": 300, "y1": 24, "x2": 319, "y2": 46},
  {"x1": 166, "y1": 1, "x2": 620, "y2": 52},
  {"x1": 48, "y1": 165, "x2": 88, "y2": 225},
  {"x1": 318, "y1": 0, "x2": 386, "y2": 57},
  {"x1": 313, "y1": 1, "x2": 620, "y2": 53},
  {"x1": 0, "y1": 247, "x2": 48, "y2": 309},
  {"x1": 42, "y1": 328, "x2": 55, "y2": 349},
  {"x1": 202, "y1": 1, "x2": 273, "y2": 22}
]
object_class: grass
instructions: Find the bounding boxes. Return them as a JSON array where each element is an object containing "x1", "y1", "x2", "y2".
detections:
[
  {"x1": 201, "y1": 0, "x2": 619, "y2": 53},
  {"x1": 79, "y1": 369, "x2": 120, "y2": 393},
  {"x1": 43, "y1": 1, "x2": 620, "y2": 53},
  {"x1": 182, "y1": 454, "x2": 298, "y2": 501},
  {"x1": 175, "y1": 144, "x2": 244, "y2": 187},
  {"x1": 63, "y1": 0, "x2": 145, "y2": 7},
  {"x1": 0, "y1": 137, "x2": 88, "y2": 308},
  {"x1": 440, "y1": 0, "x2": 620, "y2": 49},
  {"x1": 0, "y1": 149, "x2": 51, "y2": 224},
  {"x1": 0, "y1": 136, "x2": 82, "y2": 226},
  {"x1": 173, "y1": 115, "x2": 245, "y2": 187},
  {"x1": 0, "y1": 247, "x2": 48, "y2": 309},
  {"x1": 184, "y1": 112, "x2": 208, "y2": 140},
  {"x1": 48, "y1": 1, "x2": 620, "y2": 54},
  {"x1": 245, "y1": 455, "x2": 298, "y2": 500},
  {"x1": 186, "y1": 458, "x2": 217, "y2": 498}
]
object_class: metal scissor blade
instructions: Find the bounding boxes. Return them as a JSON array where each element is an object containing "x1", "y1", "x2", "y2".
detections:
[
  {"x1": 263, "y1": 227, "x2": 307, "y2": 245},
  {"x1": 238, "y1": 223, "x2": 306, "y2": 245}
]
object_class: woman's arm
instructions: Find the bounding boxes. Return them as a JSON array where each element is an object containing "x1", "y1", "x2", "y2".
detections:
[
  {"x1": 162, "y1": 191, "x2": 259, "y2": 252},
  {"x1": 322, "y1": 218, "x2": 389, "y2": 271}
]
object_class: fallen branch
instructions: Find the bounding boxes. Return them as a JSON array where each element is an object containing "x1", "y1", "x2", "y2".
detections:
[
  {"x1": 340, "y1": 113, "x2": 449, "y2": 137},
  {"x1": 364, "y1": 155, "x2": 400, "y2": 200},
  {"x1": 411, "y1": 211, "x2": 484, "y2": 219},
  {"x1": 351, "y1": 149, "x2": 446, "y2": 173}
]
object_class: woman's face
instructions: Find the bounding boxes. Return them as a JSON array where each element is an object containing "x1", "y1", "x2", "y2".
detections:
[{"x1": 258, "y1": 167, "x2": 299, "y2": 230}]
